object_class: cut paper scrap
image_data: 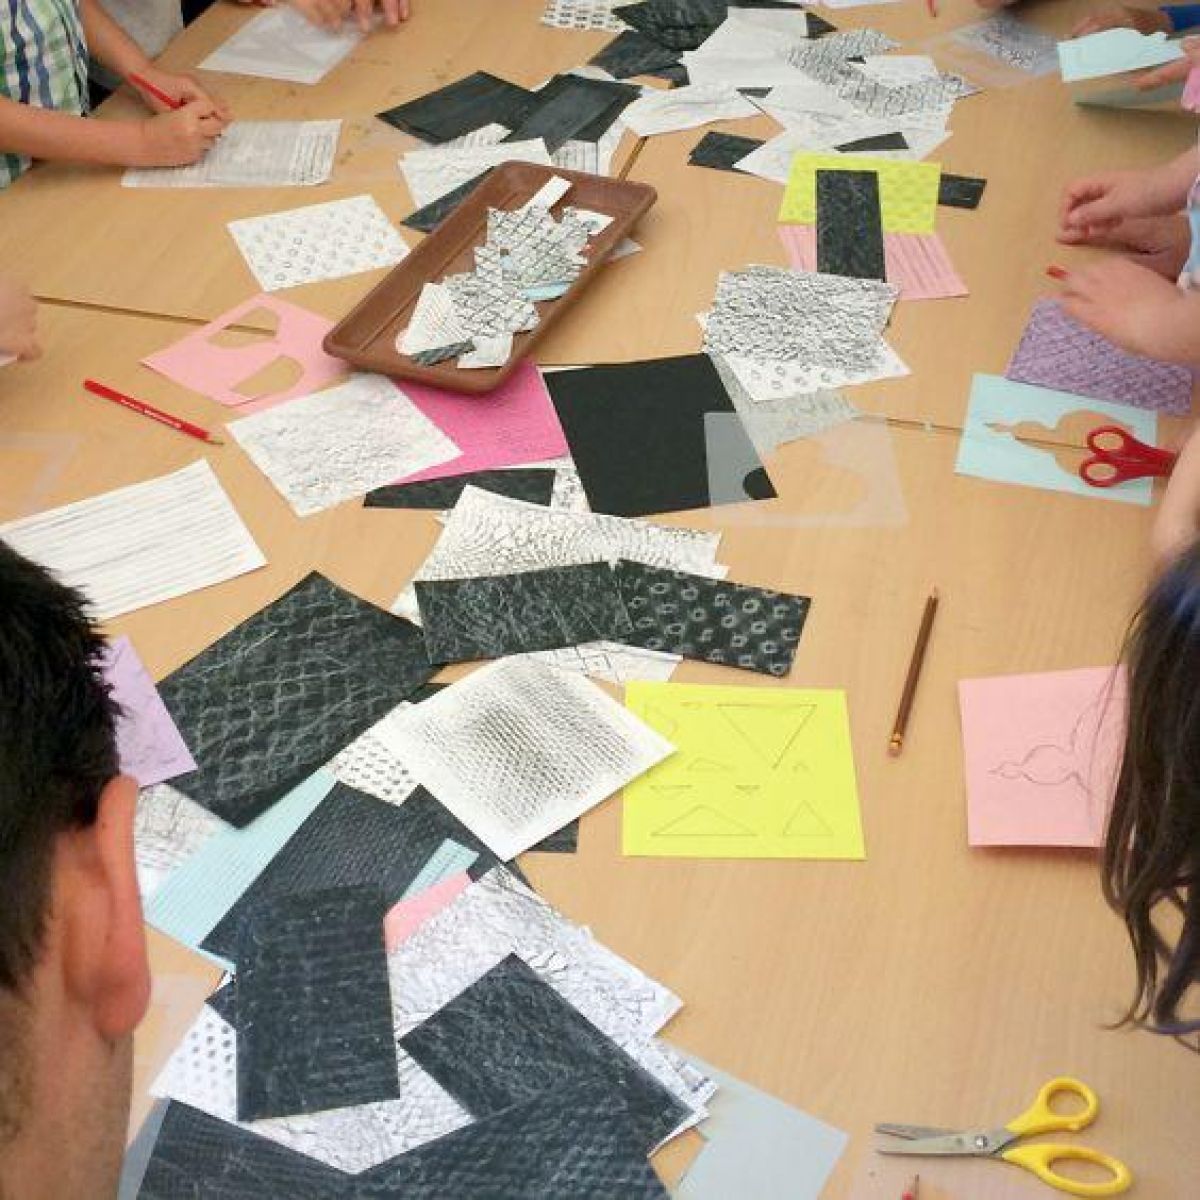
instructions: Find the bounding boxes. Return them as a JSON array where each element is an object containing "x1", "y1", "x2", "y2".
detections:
[
  {"x1": 950, "y1": 13, "x2": 1059, "y2": 76},
  {"x1": 623, "y1": 681, "x2": 865, "y2": 859},
  {"x1": 199, "y1": 5, "x2": 361, "y2": 84},
  {"x1": 365, "y1": 467, "x2": 557, "y2": 511},
  {"x1": 0, "y1": 460, "x2": 265, "y2": 621},
  {"x1": 1005, "y1": 298, "x2": 1193, "y2": 416},
  {"x1": 399, "y1": 138, "x2": 552, "y2": 209},
  {"x1": 779, "y1": 153, "x2": 940, "y2": 233},
  {"x1": 384, "y1": 870, "x2": 473, "y2": 952},
  {"x1": 620, "y1": 82, "x2": 759, "y2": 136},
  {"x1": 134, "y1": 785, "x2": 225, "y2": 903},
  {"x1": 958, "y1": 666, "x2": 1126, "y2": 847},
  {"x1": 542, "y1": 0, "x2": 625, "y2": 33},
  {"x1": 103, "y1": 637, "x2": 195, "y2": 788},
  {"x1": 674, "y1": 1052, "x2": 848, "y2": 1200},
  {"x1": 778, "y1": 226, "x2": 968, "y2": 300},
  {"x1": 956, "y1": 374, "x2": 1159, "y2": 506},
  {"x1": 142, "y1": 294, "x2": 345, "y2": 414},
  {"x1": 1058, "y1": 28, "x2": 1183, "y2": 82},
  {"x1": 228, "y1": 374, "x2": 460, "y2": 516}
]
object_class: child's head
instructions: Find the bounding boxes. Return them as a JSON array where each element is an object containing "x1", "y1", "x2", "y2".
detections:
[{"x1": 1104, "y1": 541, "x2": 1200, "y2": 1034}]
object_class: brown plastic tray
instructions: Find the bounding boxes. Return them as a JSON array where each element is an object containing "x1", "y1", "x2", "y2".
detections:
[{"x1": 323, "y1": 162, "x2": 657, "y2": 394}]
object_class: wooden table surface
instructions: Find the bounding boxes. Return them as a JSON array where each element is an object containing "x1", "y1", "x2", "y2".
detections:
[{"x1": 2, "y1": 0, "x2": 1199, "y2": 1195}]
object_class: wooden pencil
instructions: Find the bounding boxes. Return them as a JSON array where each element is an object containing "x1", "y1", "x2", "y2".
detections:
[{"x1": 888, "y1": 589, "x2": 939, "y2": 756}]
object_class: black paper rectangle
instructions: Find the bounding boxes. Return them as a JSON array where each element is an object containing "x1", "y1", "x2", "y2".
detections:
[
  {"x1": 815, "y1": 168, "x2": 886, "y2": 282},
  {"x1": 589, "y1": 30, "x2": 682, "y2": 79},
  {"x1": 688, "y1": 131, "x2": 763, "y2": 172},
  {"x1": 377, "y1": 72, "x2": 537, "y2": 143},
  {"x1": 503, "y1": 75, "x2": 639, "y2": 151},
  {"x1": 938, "y1": 172, "x2": 987, "y2": 209},
  {"x1": 365, "y1": 468, "x2": 557, "y2": 510}
]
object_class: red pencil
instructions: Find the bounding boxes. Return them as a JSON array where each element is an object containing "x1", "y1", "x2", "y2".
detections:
[
  {"x1": 1046, "y1": 265, "x2": 1070, "y2": 282},
  {"x1": 84, "y1": 379, "x2": 223, "y2": 446},
  {"x1": 128, "y1": 72, "x2": 183, "y2": 111}
]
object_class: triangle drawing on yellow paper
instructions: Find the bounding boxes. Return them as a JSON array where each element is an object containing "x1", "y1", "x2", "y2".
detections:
[{"x1": 622, "y1": 682, "x2": 865, "y2": 859}]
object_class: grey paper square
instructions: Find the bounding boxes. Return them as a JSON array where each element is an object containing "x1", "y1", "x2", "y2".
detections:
[
  {"x1": 159, "y1": 573, "x2": 435, "y2": 827},
  {"x1": 236, "y1": 885, "x2": 397, "y2": 1121},
  {"x1": 399, "y1": 954, "x2": 689, "y2": 1153}
]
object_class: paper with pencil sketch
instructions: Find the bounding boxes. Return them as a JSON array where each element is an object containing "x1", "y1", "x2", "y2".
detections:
[
  {"x1": 958, "y1": 667, "x2": 1126, "y2": 847},
  {"x1": 199, "y1": 6, "x2": 362, "y2": 84},
  {"x1": 123, "y1": 121, "x2": 341, "y2": 188},
  {"x1": 0, "y1": 461, "x2": 265, "y2": 621}
]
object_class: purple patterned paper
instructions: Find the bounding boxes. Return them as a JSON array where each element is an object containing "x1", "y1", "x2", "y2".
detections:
[{"x1": 1005, "y1": 299, "x2": 1193, "y2": 416}]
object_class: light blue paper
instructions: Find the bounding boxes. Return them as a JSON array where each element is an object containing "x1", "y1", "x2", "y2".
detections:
[
  {"x1": 145, "y1": 770, "x2": 336, "y2": 968},
  {"x1": 1058, "y1": 29, "x2": 1182, "y2": 82},
  {"x1": 675, "y1": 1052, "x2": 848, "y2": 1199},
  {"x1": 956, "y1": 374, "x2": 1157, "y2": 506},
  {"x1": 400, "y1": 837, "x2": 479, "y2": 899}
]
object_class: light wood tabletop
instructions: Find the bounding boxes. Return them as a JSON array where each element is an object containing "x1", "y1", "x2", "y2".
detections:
[{"x1": 2, "y1": 0, "x2": 1199, "y2": 1195}]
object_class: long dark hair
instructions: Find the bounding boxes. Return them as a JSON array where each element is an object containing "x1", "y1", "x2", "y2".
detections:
[{"x1": 1103, "y1": 541, "x2": 1200, "y2": 1036}]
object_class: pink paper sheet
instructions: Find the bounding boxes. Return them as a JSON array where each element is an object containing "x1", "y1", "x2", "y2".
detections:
[
  {"x1": 383, "y1": 871, "x2": 471, "y2": 952},
  {"x1": 143, "y1": 294, "x2": 346, "y2": 414},
  {"x1": 958, "y1": 666, "x2": 1126, "y2": 848},
  {"x1": 103, "y1": 636, "x2": 196, "y2": 787},
  {"x1": 777, "y1": 226, "x2": 968, "y2": 300},
  {"x1": 388, "y1": 360, "x2": 568, "y2": 485}
]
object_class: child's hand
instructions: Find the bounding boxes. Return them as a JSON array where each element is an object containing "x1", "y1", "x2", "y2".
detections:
[
  {"x1": 1133, "y1": 34, "x2": 1200, "y2": 91},
  {"x1": 284, "y1": 0, "x2": 354, "y2": 30},
  {"x1": 134, "y1": 101, "x2": 226, "y2": 167},
  {"x1": 0, "y1": 278, "x2": 39, "y2": 362},
  {"x1": 356, "y1": 0, "x2": 409, "y2": 29},
  {"x1": 133, "y1": 68, "x2": 231, "y2": 122},
  {"x1": 1059, "y1": 259, "x2": 1193, "y2": 360},
  {"x1": 1059, "y1": 170, "x2": 1180, "y2": 243},
  {"x1": 1079, "y1": 213, "x2": 1192, "y2": 278},
  {"x1": 1072, "y1": 4, "x2": 1171, "y2": 36}
]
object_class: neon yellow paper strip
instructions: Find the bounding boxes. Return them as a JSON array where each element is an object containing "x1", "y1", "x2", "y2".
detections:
[{"x1": 779, "y1": 153, "x2": 941, "y2": 234}]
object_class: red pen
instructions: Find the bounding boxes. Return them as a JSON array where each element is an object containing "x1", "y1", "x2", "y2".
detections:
[
  {"x1": 1046, "y1": 265, "x2": 1070, "y2": 282},
  {"x1": 128, "y1": 72, "x2": 183, "y2": 111},
  {"x1": 84, "y1": 379, "x2": 223, "y2": 446}
]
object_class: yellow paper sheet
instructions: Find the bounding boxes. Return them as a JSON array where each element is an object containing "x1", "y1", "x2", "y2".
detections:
[
  {"x1": 778, "y1": 154, "x2": 941, "y2": 234},
  {"x1": 622, "y1": 682, "x2": 865, "y2": 860}
]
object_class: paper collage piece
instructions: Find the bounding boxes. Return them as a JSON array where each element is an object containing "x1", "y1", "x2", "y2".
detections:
[
  {"x1": 384, "y1": 870, "x2": 473, "y2": 952},
  {"x1": 785, "y1": 27, "x2": 898, "y2": 85},
  {"x1": 159, "y1": 573, "x2": 435, "y2": 827},
  {"x1": 1005, "y1": 299, "x2": 1193, "y2": 416},
  {"x1": 399, "y1": 139, "x2": 552, "y2": 209},
  {"x1": 377, "y1": 657, "x2": 675, "y2": 859},
  {"x1": 143, "y1": 294, "x2": 346, "y2": 414},
  {"x1": 415, "y1": 562, "x2": 632, "y2": 663},
  {"x1": 780, "y1": 153, "x2": 940, "y2": 232},
  {"x1": 688, "y1": 132, "x2": 765, "y2": 172},
  {"x1": 393, "y1": 484, "x2": 724, "y2": 622},
  {"x1": 623, "y1": 681, "x2": 865, "y2": 859},
  {"x1": 228, "y1": 374, "x2": 460, "y2": 516},
  {"x1": 1058, "y1": 28, "x2": 1182, "y2": 82},
  {"x1": 615, "y1": 561, "x2": 811, "y2": 677},
  {"x1": 816, "y1": 169, "x2": 886, "y2": 281},
  {"x1": 228, "y1": 195, "x2": 409, "y2": 292},
  {"x1": 956, "y1": 374, "x2": 1159, "y2": 506},
  {"x1": 621, "y1": 82, "x2": 759, "y2": 136},
  {"x1": 675, "y1": 1053, "x2": 848, "y2": 1200},
  {"x1": 351, "y1": 1083, "x2": 669, "y2": 1199},
  {"x1": 328, "y1": 701, "x2": 422, "y2": 807},
  {"x1": 505, "y1": 75, "x2": 638, "y2": 151},
  {"x1": 959, "y1": 666, "x2": 1126, "y2": 847},
  {"x1": 103, "y1": 637, "x2": 195, "y2": 787},
  {"x1": 144, "y1": 771, "x2": 336, "y2": 965},
  {"x1": 836, "y1": 132, "x2": 909, "y2": 153},
  {"x1": 939, "y1": 172, "x2": 987, "y2": 209},
  {"x1": 199, "y1": 6, "x2": 362, "y2": 84},
  {"x1": 399, "y1": 954, "x2": 690, "y2": 1152},
  {"x1": 545, "y1": 354, "x2": 776, "y2": 518},
  {"x1": 528, "y1": 641, "x2": 682, "y2": 684},
  {"x1": 366, "y1": 467, "x2": 557, "y2": 510},
  {"x1": 123, "y1": 120, "x2": 341, "y2": 188},
  {"x1": 542, "y1": 0, "x2": 626, "y2": 33},
  {"x1": 590, "y1": 29, "x2": 682, "y2": 78},
  {"x1": 377, "y1": 72, "x2": 536, "y2": 143},
  {"x1": 236, "y1": 885, "x2": 396, "y2": 1121},
  {"x1": 0, "y1": 461, "x2": 265, "y2": 622},
  {"x1": 951, "y1": 13, "x2": 1059, "y2": 75},
  {"x1": 134, "y1": 784, "x2": 225, "y2": 903}
]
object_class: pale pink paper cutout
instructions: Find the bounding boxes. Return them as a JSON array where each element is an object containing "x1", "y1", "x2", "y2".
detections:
[
  {"x1": 958, "y1": 666, "x2": 1127, "y2": 848},
  {"x1": 142, "y1": 294, "x2": 346, "y2": 413},
  {"x1": 777, "y1": 227, "x2": 968, "y2": 301},
  {"x1": 387, "y1": 360, "x2": 569, "y2": 486},
  {"x1": 383, "y1": 871, "x2": 472, "y2": 952}
]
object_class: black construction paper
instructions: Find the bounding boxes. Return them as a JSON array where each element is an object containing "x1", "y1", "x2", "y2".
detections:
[
  {"x1": 527, "y1": 820, "x2": 580, "y2": 855},
  {"x1": 939, "y1": 172, "x2": 987, "y2": 209},
  {"x1": 688, "y1": 131, "x2": 763, "y2": 172},
  {"x1": 815, "y1": 168, "x2": 886, "y2": 281},
  {"x1": 613, "y1": 560, "x2": 811, "y2": 677},
  {"x1": 377, "y1": 71, "x2": 537, "y2": 143},
  {"x1": 503, "y1": 75, "x2": 640, "y2": 151},
  {"x1": 588, "y1": 29, "x2": 682, "y2": 79},
  {"x1": 545, "y1": 354, "x2": 775, "y2": 518},
  {"x1": 365, "y1": 468, "x2": 557, "y2": 510},
  {"x1": 834, "y1": 131, "x2": 909, "y2": 153},
  {"x1": 399, "y1": 954, "x2": 690, "y2": 1154},
  {"x1": 402, "y1": 168, "x2": 495, "y2": 234},
  {"x1": 158, "y1": 573, "x2": 435, "y2": 827}
]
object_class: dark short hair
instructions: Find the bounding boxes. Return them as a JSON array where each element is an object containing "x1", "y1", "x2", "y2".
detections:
[{"x1": 0, "y1": 543, "x2": 120, "y2": 992}]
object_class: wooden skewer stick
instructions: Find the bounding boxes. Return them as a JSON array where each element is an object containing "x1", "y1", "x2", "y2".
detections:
[{"x1": 888, "y1": 589, "x2": 939, "y2": 757}]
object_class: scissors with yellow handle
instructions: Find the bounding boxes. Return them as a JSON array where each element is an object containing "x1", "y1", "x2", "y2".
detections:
[{"x1": 875, "y1": 1077, "x2": 1133, "y2": 1197}]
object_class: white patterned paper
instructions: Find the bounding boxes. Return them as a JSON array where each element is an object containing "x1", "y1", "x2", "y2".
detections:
[
  {"x1": 621, "y1": 82, "x2": 759, "y2": 137},
  {"x1": 134, "y1": 784, "x2": 225, "y2": 902},
  {"x1": 541, "y1": 0, "x2": 624, "y2": 32}
]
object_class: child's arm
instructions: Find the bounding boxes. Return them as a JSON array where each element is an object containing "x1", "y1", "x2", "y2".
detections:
[
  {"x1": 1154, "y1": 424, "x2": 1200, "y2": 564},
  {"x1": 0, "y1": 278, "x2": 38, "y2": 361},
  {"x1": 1073, "y1": 4, "x2": 1174, "y2": 36}
]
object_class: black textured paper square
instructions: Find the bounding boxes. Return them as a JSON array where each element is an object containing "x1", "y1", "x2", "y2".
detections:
[
  {"x1": 589, "y1": 29, "x2": 682, "y2": 79},
  {"x1": 403, "y1": 169, "x2": 495, "y2": 234},
  {"x1": 834, "y1": 131, "x2": 908, "y2": 153},
  {"x1": 612, "y1": 0, "x2": 727, "y2": 51},
  {"x1": 545, "y1": 354, "x2": 775, "y2": 518},
  {"x1": 415, "y1": 563, "x2": 632, "y2": 664},
  {"x1": 688, "y1": 132, "x2": 763, "y2": 172},
  {"x1": 201, "y1": 784, "x2": 509, "y2": 963},
  {"x1": 159, "y1": 573, "x2": 435, "y2": 827},
  {"x1": 366, "y1": 468, "x2": 557, "y2": 510},
  {"x1": 815, "y1": 169, "x2": 886, "y2": 282},
  {"x1": 938, "y1": 172, "x2": 987, "y2": 209},
  {"x1": 503, "y1": 75, "x2": 639, "y2": 150},
  {"x1": 613, "y1": 560, "x2": 811, "y2": 677},
  {"x1": 351, "y1": 1083, "x2": 667, "y2": 1199},
  {"x1": 399, "y1": 954, "x2": 689, "y2": 1153},
  {"x1": 235, "y1": 886, "x2": 397, "y2": 1122},
  {"x1": 377, "y1": 72, "x2": 536, "y2": 143}
]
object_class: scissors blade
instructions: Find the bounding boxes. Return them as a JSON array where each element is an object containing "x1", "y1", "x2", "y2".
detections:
[
  {"x1": 875, "y1": 1124, "x2": 960, "y2": 1140},
  {"x1": 876, "y1": 1127, "x2": 1015, "y2": 1158}
]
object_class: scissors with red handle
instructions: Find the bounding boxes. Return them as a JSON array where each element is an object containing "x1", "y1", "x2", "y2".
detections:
[{"x1": 1079, "y1": 425, "x2": 1176, "y2": 489}]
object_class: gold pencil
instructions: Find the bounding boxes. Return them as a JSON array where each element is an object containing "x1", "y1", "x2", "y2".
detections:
[{"x1": 888, "y1": 589, "x2": 939, "y2": 756}]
